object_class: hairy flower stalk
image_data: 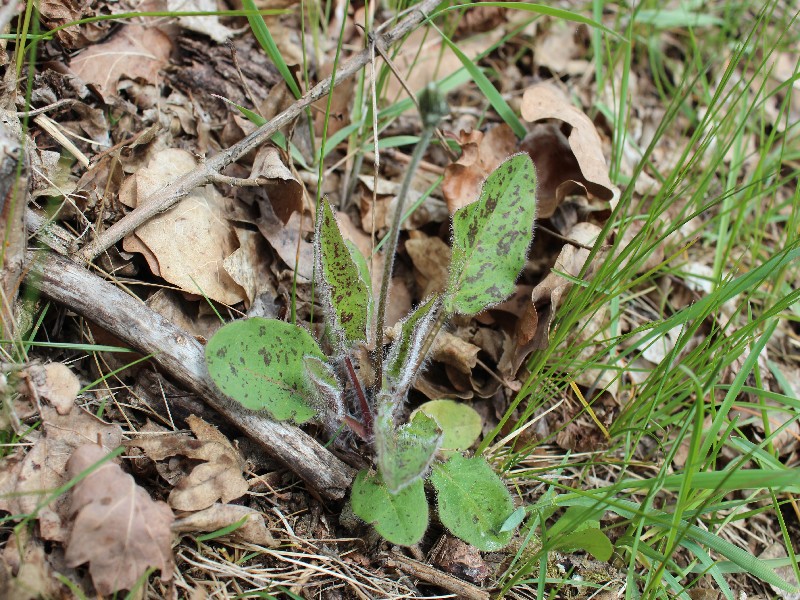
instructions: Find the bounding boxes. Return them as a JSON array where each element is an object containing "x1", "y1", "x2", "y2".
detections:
[{"x1": 373, "y1": 85, "x2": 448, "y2": 393}]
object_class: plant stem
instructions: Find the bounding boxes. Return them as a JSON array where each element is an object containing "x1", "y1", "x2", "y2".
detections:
[
  {"x1": 345, "y1": 355, "x2": 374, "y2": 437},
  {"x1": 373, "y1": 125, "x2": 436, "y2": 390}
]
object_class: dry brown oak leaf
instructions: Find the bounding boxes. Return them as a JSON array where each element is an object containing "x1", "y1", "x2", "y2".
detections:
[
  {"x1": 65, "y1": 444, "x2": 174, "y2": 595},
  {"x1": 0, "y1": 406, "x2": 122, "y2": 543},
  {"x1": 68, "y1": 25, "x2": 172, "y2": 103},
  {"x1": 126, "y1": 414, "x2": 249, "y2": 511}
]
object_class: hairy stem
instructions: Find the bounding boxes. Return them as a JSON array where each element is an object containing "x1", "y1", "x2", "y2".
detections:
[{"x1": 373, "y1": 125, "x2": 436, "y2": 390}]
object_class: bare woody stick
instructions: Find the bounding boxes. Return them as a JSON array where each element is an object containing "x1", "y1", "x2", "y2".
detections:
[
  {"x1": 27, "y1": 250, "x2": 356, "y2": 500},
  {"x1": 75, "y1": 0, "x2": 442, "y2": 264}
]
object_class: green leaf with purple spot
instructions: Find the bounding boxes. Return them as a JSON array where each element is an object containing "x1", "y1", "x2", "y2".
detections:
[
  {"x1": 205, "y1": 318, "x2": 322, "y2": 422},
  {"x1": 445, "y1": 153, "x2": 537, "y2": 316},
  {"x1": 316, "y1": 199, "x2": 370, "y2": 345}
]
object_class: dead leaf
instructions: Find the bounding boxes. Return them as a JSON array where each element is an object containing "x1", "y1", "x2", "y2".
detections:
[
  {"x1": 169, "y1": 0, "x2": 239, "y2": 43},
  {"x1": 65, "y1": 444, "x2": 174, "y2": 595},
  {"x1": 127, "y1": 415, "x2": 249, "y2": 511},
  {"x1": 453, "y1": 2, "x2": 507, "y2": 36},
  {"x1": 39, "y1": 0, "x2": 113, "y2": 50},
  {"x1": 257, "y1": 197, "x2": 315, "y2": 281},
  {"x1": 0, "y1": 526, "x2": 72, "y2": 600},
  {"x1": 414, "y1": 367, "x2": 474, "y2": 401},
  {"x1": 432, "y1": 331, "x2": 480, "y2": 375},
  {"x1": 520, "y1": 84, "x2": 617, "y2": 216},
  {"x1": 121, "y1": 148, "x2": 247, "y2": 305},
  {"x1": 382, "y1": 27, "x2": 506, "y2": 98},
  {"x1": 530, "y1": 222, "x2": 604, "y2": 348},
  {"x1": 223, "y1": 226, "x2": 275, "y2": 308},
  {"x1": 312, "y1": 60, "x2": 355, "y2": 137},
  {"x1": 173, "y1": 503, "x2": 278, "y2": 547},
  {"x1": 405, "y1": 232, "x2": 451, "y2": 298},
  {"x1": 497, "y1": 300, "x2": 541, "y2": 381},
  {"x1": 387, "y1": 188, "x2": 449, "y2": 230},
  {"x1": 431, "y1": 535, "x2": 490, "y2": 583},
  {"x1": 69, "y1": 26, "x2": 172, "y2": 103},
  {"x1": 146, "y1": 289, "x2": 223, "y2": 341},
  {"x1": 534, "y1": 19, "x2": 589, "y2": 76},
  {"x1": 250, "y1": 146, "x2": 304, "y2": 223},
  {"x1": 24, "y1": 362, "x2": 80, "y2": 415},
  {"x1": 442, "y1": 125, "x2": 518, "y2": 214},
  {"x1": 0, "y1": 406, "x2": 123, "y2": 542},
  {"x1": 30, "y1": 148, "x2": 78, "y2": 200}
]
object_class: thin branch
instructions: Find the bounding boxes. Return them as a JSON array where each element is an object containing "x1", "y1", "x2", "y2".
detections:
[
  {"x1": 75, "y1": 0, "x2": 443, "y2": 264},
  {"x1": 26, "y1": 249, "x2": 356, "y2": 500}
]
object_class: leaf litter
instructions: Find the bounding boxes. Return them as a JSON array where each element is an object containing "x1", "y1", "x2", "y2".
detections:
[{"x1": 4, "y1": 0, "x2": 799, "y2": 596}]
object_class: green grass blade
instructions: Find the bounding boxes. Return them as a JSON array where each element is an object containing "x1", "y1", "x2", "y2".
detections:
[
  {"x1": 433, "y1": 2, "x2": 622, "y2": 39},
  {"x1": 430, "y1": 23, "x2": 526, "y2": 138},
  {"x1": 242, "y1": 0, "x2": 302, "y2": 99}
]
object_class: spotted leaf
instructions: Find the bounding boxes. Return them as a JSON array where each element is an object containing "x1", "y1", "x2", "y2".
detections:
[
  {"x1": 315, "y1": 199, "x2": 371, "y2": 346},
  {"x1": 445, "y1": 154, "x2": 537, "y2": 316},
  {"x1": 205, "y1": 318, "x2": 322, "y2": 422}
]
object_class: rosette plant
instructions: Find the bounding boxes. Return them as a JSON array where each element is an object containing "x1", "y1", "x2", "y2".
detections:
[{"x1": 205, "y1": 86, "x2": 537, "y2": 548}]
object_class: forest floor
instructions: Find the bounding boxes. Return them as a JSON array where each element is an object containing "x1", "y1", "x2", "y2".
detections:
[{"x1": 1, "y1": 0, "x2": 799, "y2": 599}]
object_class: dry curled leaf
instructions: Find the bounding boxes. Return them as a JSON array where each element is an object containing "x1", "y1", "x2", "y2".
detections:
[
  {"x1": 534, "y1": 19, "x2": 589, "y2": 76},
  {"x1": 257, "y1": 196, "x2": 315, "y2": 281},
  {"x1": 520, "y1": 84, "x2": 616, "y2": 217},
  {"x1": 0, "y1": 526, "x2": 70, "y2": 600},
  {"x1": 169, "y1": 0, "x2": 238, "y2": 43},
  {"x1": 173, "y1": 503, "x2": 278, "y2": 547},
  {"x1": 442, "y1": 125, "x2": 518, "y2": 214},
  {"x1": 120, "y1": 148, "x2": 246, "y2": 305},
  {"x1": 432, "y1": 331, "x2": 480, "y2": 375},
  {"x1": 222, "y1": 226, "x2": 275, "y2": 309},
  {"x1": 530, "y1": 223, "x2": 605, "y2": 347},
  {"x1": 431, "y1": 535, "x2": 490, "y2": 583},
  {"x1": 381, "y1": 26, "x2": 505, "y2": 98},
  {"x1": 405, "y1": 232, "x2": 451, "y2": 298},
  {"x1": 23, "y1": 362, "x2": 80, "y2": 415},
  {"x1": 65, "y1": 444, "x2": 174, "y2": 595},
  {"x1": 69, "y1": 26, "x2": 172, "y2": 103},
  {"x1": 127, "y1": 415, "x2": 249, "y2": 512},
  {"x1": 250, "y1": 146, "x2": 303, "y2": 223},
  {"x1": 39, "y1": 0, "x2": 114, "y2": 50},
  {"x1": 0, "y1": 407, "x2": 122, "y2": 542}
]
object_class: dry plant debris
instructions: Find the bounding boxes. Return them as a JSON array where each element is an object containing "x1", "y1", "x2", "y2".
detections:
[
  {"x1": 65, "y1": 443, "x2": 175, "y2": 595},
  {"x1": 128, "y1": 415, "x2": 249, "y2": 511}
]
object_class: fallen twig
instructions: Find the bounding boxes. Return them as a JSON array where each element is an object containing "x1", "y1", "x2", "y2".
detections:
[
  {"x1": 26, "y1": 250, "x2": 356, "y2": 500},
  {"x1": 75, "y1": 0, "x2": 442, "y2": 264},
  {"x1": 383, "y1": 551, "x2": 491, "y2": 600}
]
